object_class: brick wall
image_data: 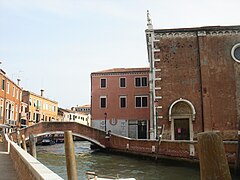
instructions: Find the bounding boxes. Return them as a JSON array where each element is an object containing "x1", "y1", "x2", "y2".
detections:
[
  {"x1": 152, "y1": 27, "x2": 240, "y2": 141},
  {"x1": 91, "y1": 69, "x2": 150, "y2": 121}
]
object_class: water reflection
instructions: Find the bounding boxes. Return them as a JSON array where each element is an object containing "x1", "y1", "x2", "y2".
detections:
[{"x1": 37, "y1": 141, "x2": 201, "y2": 180}]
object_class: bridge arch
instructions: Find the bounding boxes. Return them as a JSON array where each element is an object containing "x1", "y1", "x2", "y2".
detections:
[{"x1": 32, "y1": 131, "x2": 106, "y2": 148}]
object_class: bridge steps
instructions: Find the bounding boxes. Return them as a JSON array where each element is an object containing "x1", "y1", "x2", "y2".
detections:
[{"x1": 0, "y1": 142, "x2": 18, "y2": 180}]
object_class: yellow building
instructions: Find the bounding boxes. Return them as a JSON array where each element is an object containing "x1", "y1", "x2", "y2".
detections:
[{"x1": 22, "y1": 90, "x2": 58, "y2": 126}]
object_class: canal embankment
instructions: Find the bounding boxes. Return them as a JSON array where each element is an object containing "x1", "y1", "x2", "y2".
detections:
[{"x1": 3, "y1": 133, "x2": 63, "y2": 180}]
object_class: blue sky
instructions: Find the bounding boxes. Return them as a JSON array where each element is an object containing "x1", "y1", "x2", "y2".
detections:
[{"x1": 0, "y1": 0, "x2": 239, "y2": 108}]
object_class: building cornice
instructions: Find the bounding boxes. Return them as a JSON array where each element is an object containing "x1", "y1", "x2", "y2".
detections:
[
  {"x1": 153, "y1": 26, "x2": 240, "y2": 38},
  {"x1": 91, "y1": 71, "x2": 149, "y2": 76}
]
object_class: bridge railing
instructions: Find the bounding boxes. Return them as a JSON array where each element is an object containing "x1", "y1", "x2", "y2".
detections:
[{"x1": 4, "y1": 133, "x2": 63, "y2": 180}]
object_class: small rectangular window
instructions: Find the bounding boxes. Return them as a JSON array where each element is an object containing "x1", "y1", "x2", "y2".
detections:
[
  {"x1": 100, "y1": 96, "x2": 107, "y2": 108},
  {"x1": 100, "y1": 78, "x2": 107, "y2": 88},
  {"x1": 135, "y1": 78, "x2": 141, "y2": 87},
  {"x1": 7, "y1": 82, "x2": 10, "y2": 94},
  {"x1": 12, "y1": 86, "x2": 15, "y2": 97},
  {"x1": 142, "y1": 97, "x2": 148, "y2": 107},
  {"x1": 2, "y1": 79, "x2": 5, "y2": 90},
  {"x1": 136, "y1": 97, "x2": 142, "y2": 107},
  {"x1": 142, "y1": 77, "x2": 147, "y2": 87},
  {"x1": 120, "y1": 96, "x2": 126, "y2": 108},
  {"x1": 16, "y1": 90, "x2": 19, "y2": 99},
  {"x1": 29, "y1": 98, "x2": 32, "y2": 106},
  {"x1": 120, "y1": 78, "x2": 126, "y2": 88}
]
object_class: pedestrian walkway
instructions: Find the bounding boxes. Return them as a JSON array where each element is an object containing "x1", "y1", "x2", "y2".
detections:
[{"x1": 0, "y1": 142, "x2": 18, "y2": 180}]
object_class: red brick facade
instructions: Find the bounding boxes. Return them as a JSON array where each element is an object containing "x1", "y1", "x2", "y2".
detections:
[
  {"x1": 146, "y1": 25, "x2": 240, "y2": 141},
  {"x1": 91, "y1": 68, "x2": 150, "y2": 138}
]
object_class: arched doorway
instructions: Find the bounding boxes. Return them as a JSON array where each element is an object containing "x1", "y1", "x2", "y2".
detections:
[{"x1": 169, "y1": 98, "x2": 196, "y2": 141}]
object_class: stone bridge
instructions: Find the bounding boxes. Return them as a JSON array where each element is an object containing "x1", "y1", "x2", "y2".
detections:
[
  {"x1": 11, "y1": 122, "x2": 108, "y2": 148},
  {"x1": 10, "y1": 122, "x2": 237, "y2": 165}
]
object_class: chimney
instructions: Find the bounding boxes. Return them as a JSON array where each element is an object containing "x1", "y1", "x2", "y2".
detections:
[
  {"x1": 0, "y1": 69, "x2": 6, "y2": 75},
  {"x1": 40, "y1": 89, "x2": 44, "y2": 97},
  {"x1": 17, "y1": 79, "x2": 20, "y2": 86}
]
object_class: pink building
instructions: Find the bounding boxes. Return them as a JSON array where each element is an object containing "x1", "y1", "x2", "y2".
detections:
[{"x1": 91, "y1": 68, "x2": 150, "y2": 139}]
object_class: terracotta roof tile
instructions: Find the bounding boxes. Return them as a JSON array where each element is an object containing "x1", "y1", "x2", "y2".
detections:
[{"x1": 92, "y1": 67, "x2": 149, "y2": 74}]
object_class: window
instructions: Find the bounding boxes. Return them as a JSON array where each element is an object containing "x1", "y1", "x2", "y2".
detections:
[
  {"x1": 12, "y1": 86, "x2": 15, "y2": 97},
  {"x1": 135, "y1": 77, "x2": 148, "y2": 87},
  {"x1": 20, "y1": 92, "x2": 22, "y2": 101},
  {"x1": 28, "y1": 112, "x2": 31, "y2": 121},
  {"x1": 100, "y1": 78, "x2": 107, "y2": 88},
  {"x1": 15, "y1": 105, "x2": 18, "y2": 121},
  {"x1": 39, "y1": 101, "x2": 42, "y2": 109},
  {"x1": 135, "y1": 78, "x2": 141, "y2": 87},
  {"x1": 0, "y1": 99, "x2": 3, "y2": 119},
  {"x1": 29, "y1": 98, "x2": 32, "y2": 106},
  {"x1": 7, "y1": 82, "x2": 10, "y2": 94},
  {"x1": 34, "y1": 99, "x2": 37, "y2": 107},
  {"x1": 16, "y1": 90, "x2": 19, "y2": 99},
  {"x1": 120, "y1": 78, "x2": 126, "y2": 88},
  {"x1": 231, "y1": 43, "x2": 240, "y2": 63},
  {"x1": 2, "y1": 79, "x2": 5, "y2": 90},
  {"x1": 135, "y1": 96, "x2": 148, "y2": 108},
  {"x1": 100, "y1": 96, "x2": 107, "y2": 108},
  {"x1": 142, "y1": 77, "x2": 147, "y2": 86},
  {"x1": 120, "y1": 96, "x2": 127, "y2": 108}
]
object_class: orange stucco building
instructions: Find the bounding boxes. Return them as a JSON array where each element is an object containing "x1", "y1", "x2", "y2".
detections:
[{"x1": 0, "y1": 69, "x2": 22, "y2": 132}]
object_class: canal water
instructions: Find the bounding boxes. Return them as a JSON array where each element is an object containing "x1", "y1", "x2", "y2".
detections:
[{"x1": 37, "y1": 141, "x2": 201, "y2": 180}]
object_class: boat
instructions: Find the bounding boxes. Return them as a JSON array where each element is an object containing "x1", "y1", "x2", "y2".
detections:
[
  {"x1": 55, "y1": 138, "x2": 64, "y2": 143},
  {"x1": 86, "y1": 172, "x2": 136, "y2": 180},
  {"x1": 41, "y1": 138, "x2": 55, "y2": 146}
]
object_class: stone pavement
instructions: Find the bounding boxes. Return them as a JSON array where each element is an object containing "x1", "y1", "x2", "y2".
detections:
[{"x1": 0, "y1": 142, "x2": 18, "y2": 180}]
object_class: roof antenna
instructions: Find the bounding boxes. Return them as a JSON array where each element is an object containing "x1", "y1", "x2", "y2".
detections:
[{"x1": 147, "y1": 10, "x2": 153, "y2": 29}]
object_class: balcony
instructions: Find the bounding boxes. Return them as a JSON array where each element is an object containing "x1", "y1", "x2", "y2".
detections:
[{"x1": 5, "y1": 119, "x2": 16, "y2": 126}]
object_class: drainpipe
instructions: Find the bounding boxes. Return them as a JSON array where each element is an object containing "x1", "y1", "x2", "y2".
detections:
[
  {"x1": 196, "y1": 31, "x2": 205, "y2": 132},
  {"x1": 2, "y1": 76, "x2": 6, "y2": 131}
]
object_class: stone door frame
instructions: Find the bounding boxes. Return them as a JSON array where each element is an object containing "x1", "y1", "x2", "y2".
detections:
[{"x1": 169, "y1": 98, "x2": 196, "y2": 141}]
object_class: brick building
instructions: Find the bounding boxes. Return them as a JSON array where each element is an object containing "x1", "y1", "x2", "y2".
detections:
[
  {"x1": 0, "y1": 69, "x2": 22, "y2": 132},
  {"x1": 146, "y1": 15, "x2": 240, "y2": 141},
  {"x1": 91, "y1": 68, "x2": 150, "y2": 138},
  {"x1": 22, "y1": 90, "x2": 58, "y2": 126}
]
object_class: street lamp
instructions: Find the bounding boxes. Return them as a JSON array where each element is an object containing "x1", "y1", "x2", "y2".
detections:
[
  {"x1": 104, "y1": 112, "x2": 107, "y2": 132},
  {"x1": 154, "y1": 100, "x2": 158, "y2": 140}
]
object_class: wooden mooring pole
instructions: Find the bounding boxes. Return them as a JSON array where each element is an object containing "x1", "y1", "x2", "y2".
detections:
[
  {"x1": 64, "y1": 131, "x2": 78, "y2": 180},
  {"x1": 29, "y1": 134, "x2": 37, "y2": 158},
  {"x1": 236, "y1": 130, "x2": 240, "y2": 175},
  {"x1": 21, "y1": 134, "x2": 27, "y2": 151},
  {"x1": 197, "y1": 132, "x2": 231, "y2": 180},
  {"x1": 17, "y1": 130, "x2": 21, "y2": 146}
]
